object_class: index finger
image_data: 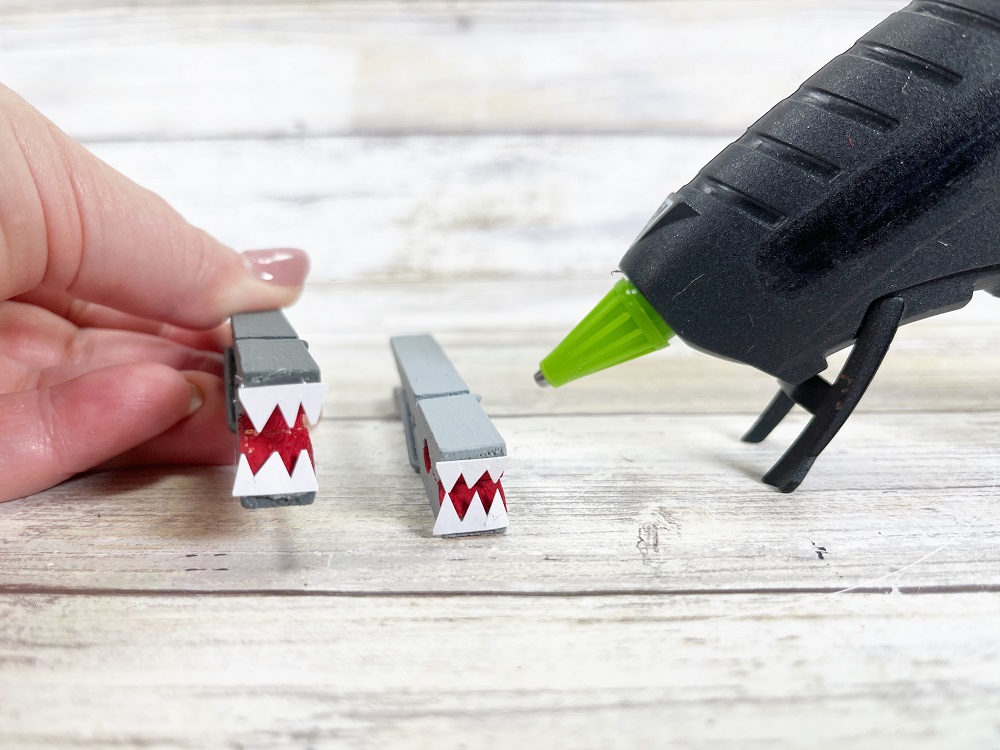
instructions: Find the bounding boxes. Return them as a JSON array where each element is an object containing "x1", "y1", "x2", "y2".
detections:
[{"x1": 0, "y1": 85, "x2": 308, "y2": 329}]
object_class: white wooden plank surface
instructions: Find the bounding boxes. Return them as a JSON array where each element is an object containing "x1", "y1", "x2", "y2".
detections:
[
  {"x1": 2, "y1": 594, "x2": 999, "y2": 750},
  {"x1": 2, "y1": 406, "x2": 999, "y2": 592},
  {"x1": 83, "y1": 135, "x2": 729, "y2": 283},
  {"x1": 1, "y1": 1, "x2": 904, "y2": 140}
]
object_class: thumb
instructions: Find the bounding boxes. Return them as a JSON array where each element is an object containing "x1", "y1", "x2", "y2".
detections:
[{"x1": 0, "y1": 363, "x2": 203, "y2": 502}]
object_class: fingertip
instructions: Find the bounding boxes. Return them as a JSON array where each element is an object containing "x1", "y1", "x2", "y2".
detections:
[
  {"x1": 218, "y1": 248, "x2": 311, "y2": 317},
  {"x1": 241, "y1": 248, "x2": 310, "y2": 286}
]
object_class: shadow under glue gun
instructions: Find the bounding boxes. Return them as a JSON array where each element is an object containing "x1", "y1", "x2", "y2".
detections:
[{"x1": 535, "y1": 0, "x2": 1000, "y2": 492}]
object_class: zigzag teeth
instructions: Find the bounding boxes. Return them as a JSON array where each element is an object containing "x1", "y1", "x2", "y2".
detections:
[
  {"x1": 434, "y1": 455, "x2": 509, "y2": 492},
  {"x1": 431, "y1": 491, "x2": 462, "y2": 535},
  {"x1": 435, "y1": 461, "x2": 464, "y2": 494},
  {"x1": 238, "y1": 383, "x2": 328, "y2": 431},
  {"x1": 432, "y1": 489, "x2": 509, "y2": 537},
  {"x1": 486, "y1": 489, "x2": 508, "y2": 526},
  {"x1": 486, "y1": 456, "x2": 509, "y2": 483},
  {"x1": 299, "y1": 383, "x2": 328, "y2": 425},
  {"x1": 232, "y1": 450, "x2": 317, "y2": 497},
  {"x1": 276, "y1": 397, "x2": 300, "y2": 428},
  {"x1": 238, "y1": 387, "x2": 277, "y2": 432},
  {"x1": 289, "y1": 449, "x2": 320, "y2": 488},
  {"x1": 462, "y1": 491, "x2": 489, "y2": 527}
]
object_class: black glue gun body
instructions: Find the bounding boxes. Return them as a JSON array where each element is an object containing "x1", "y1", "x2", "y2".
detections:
[{"x1": 621, "y1": 0, "x2": 1000, "y2": 491}]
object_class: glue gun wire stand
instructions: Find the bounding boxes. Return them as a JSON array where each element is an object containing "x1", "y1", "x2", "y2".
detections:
[{"x1": 537, "y1": 0, "x2": 1000, "y2": 492}]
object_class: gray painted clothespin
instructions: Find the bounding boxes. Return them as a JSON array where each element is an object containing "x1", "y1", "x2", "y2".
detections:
[
  {"x1": 226, "y1": 311, "x2": 327, "y2": 508},
  {"x1": 391, "y1": 335, "x2": 509, "y2": 537}
]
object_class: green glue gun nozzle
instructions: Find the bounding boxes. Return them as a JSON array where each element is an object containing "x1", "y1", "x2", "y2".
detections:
[
  {"x1": 536, "y1": 277, "x2": 674, "y2": 388},
  {"x1": 532, "y1": 0, "x2": 1000, "y2": 491}
]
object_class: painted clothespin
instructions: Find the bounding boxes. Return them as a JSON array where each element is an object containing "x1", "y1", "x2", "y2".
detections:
[
  {"x1": 225, "y1": 311, "x2": 327, "y2": 508},
  {"x1": 391, "y1": 335, "x2": 509, "y2": 537}
]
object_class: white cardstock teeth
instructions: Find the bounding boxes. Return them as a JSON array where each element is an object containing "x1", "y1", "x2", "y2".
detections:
[
  {"x1": 434, "y1": 456, "x2": 510, "y2": 494},
  {"x1": 238, "y1": 383, "x2": 328, "y2": 432},
  {"x1": 232, "y1": 450, "x2": 318, "y2": 497},
  {"x1": 432, "y1": 489, "x2": 509, "y2": 537}
]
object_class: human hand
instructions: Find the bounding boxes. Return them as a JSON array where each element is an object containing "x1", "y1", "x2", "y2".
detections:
[{"x1": 0, "y1": 85, "x2": 310, "y2": 502}]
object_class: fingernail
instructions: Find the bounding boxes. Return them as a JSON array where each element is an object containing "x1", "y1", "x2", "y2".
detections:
[
  {"x1": 241, "y1": 248, "x2": 310, "y2": 286},
  {"x1": 187, "y1": 382, "x2": 204, "y2": 415}
]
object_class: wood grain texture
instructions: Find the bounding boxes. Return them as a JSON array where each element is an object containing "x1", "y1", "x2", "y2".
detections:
[
  {"x1": 1, "y1": 1, "x2": 903, "y2": 140},
  {"x1": 84, "y1": 135, "x2": 731, "y2": 283},
  {"x1": 3, "y1": 407, "x2": 999, "y2": 593},
  {"x1": 2, "y1": 594, "x2": 999, "y2": 749}
]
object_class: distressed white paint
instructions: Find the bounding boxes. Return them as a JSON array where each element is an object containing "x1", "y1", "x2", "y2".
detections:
[
  {"x1": 2, "y1": 594, "x2": 998, "y2": 749},
  {"x1": 0, "y1": 2, "x2": 903, "y2": 141}
]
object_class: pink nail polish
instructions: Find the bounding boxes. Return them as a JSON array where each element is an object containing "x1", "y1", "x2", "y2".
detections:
[
  {"x1": 242, "y1": 248, "x2": 310, "y2": 286},
  {"x1": 187, "y1": 382, "x2": 204, "y2": 415}
]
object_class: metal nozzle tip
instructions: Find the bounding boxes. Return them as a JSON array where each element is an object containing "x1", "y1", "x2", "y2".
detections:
[{"x1": 533, "y1": 370, "x2": 550, "y2": 388}]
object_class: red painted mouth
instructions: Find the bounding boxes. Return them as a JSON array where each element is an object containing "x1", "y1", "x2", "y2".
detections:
[
  {"x1": 238, "y1": 407, "x2": 314, "y2": 476},
  {"x1": 437, "y1": 472, "x2": 506, "y2": 520}
]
